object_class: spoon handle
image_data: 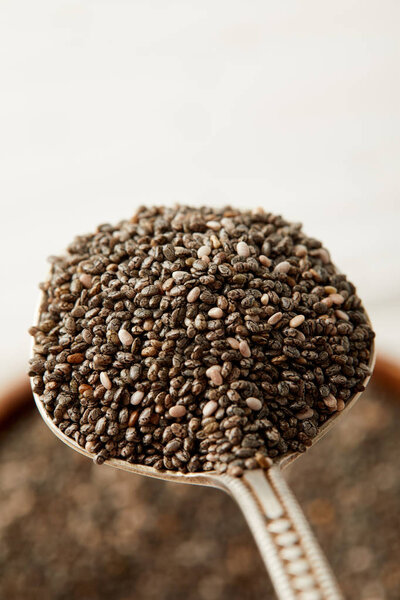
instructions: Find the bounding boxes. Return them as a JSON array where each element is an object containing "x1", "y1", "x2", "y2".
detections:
[{"x1": 219, "y1": 466, "x2": 343, "y2": 600}]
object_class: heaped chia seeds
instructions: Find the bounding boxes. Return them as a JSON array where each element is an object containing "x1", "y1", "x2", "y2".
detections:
[{"x1": 28, "y1": 205, "x2": 375, "y2": 476}]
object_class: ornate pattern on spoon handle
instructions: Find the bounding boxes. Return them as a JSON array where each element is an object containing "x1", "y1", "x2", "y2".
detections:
[{"x1": 218, "y1": 467, "x2": 344, "y2": 600}]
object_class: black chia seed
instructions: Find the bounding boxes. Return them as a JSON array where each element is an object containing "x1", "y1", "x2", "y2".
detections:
[{"x1": 28, "y1": 205, "x2": 375, "y2": 476}]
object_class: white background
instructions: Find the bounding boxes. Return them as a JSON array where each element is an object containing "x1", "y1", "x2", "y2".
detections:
[{"x1": 0, "y1": 1, "x2": 399, "y2": 387}]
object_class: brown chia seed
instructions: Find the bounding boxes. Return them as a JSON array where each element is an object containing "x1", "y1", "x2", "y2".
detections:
[
  {"x1": 239, "y1": 340, "x2": 251, "y2": 358},
  {"x1": 324, "y1": 394, "x2": 338, "y2": 411},
  {"x1": 205, "y1": 366, "x2": 223, "y2": 386},
  {"x1": 187, "y1": 287, "x2": 201, "y2": 303},
  {"x1": 208, "y1": 307, "x2": 223, "y2": 319},
  {"x1": 290, "y1": 315, "x2": 305, "y2": 328},
  {"x1": 268, "y1": 312, "x2": 283, "y2": 325},
  {"x1": 335, "y1": 309, "x2": 349, "y2": 321},
  {"x1": 296, "y1": 407, "x2": 314, "y2": 420},
  {"x1": 237, "y1": 241, "x2": 250, "y2": 257},
  {"x1": 198, "y1": 245, "x2": 211, "y2": 258},
  {"x1": 169, "y1": 406, "x2": 187, "y2": 418},
  {"x1": 206, "y1": 220, "x2": 221, "y2": 231},
  {"x1": 67, "y1": 353, "x2": 84, "y2": 364},
  {"x1": 118, "y1": 329, "x2": 133, "y2": 346},
  {"x1": 330, "y1": 293, "x2": 345, "y2": 305},
  {"x1": 246, "y1": 398, "x2": 262, "y2": 411},
  {"x1": 274, "y1": 261, "x2": 291, "y2": 274},
  {"x1": 100, "y1": 372, "x2": 112, "y2": 390},
  {"x1": 79, "y1": 274, "x2": 92, "y2": 288},
  {"x1": 259, "y1": 255, "x2": 271, "y2": 267},
  {"x1": 131, "y1": 390, "x2": 144, "y2": 405},
  {"x1": 227, "y1": 338, "x2": 240, "y2": 350},
  {"x1": 202, "y1": 400, "x2": 218, "y2": 417}
]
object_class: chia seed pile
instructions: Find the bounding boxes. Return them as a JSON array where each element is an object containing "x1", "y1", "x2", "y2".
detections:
[{"x1": 28, "y1": 205, "x2": 374, "y2": 476}]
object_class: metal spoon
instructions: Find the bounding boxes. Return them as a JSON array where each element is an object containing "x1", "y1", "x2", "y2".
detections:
[{"x1": 31, "y1": 297, "x2": 375, "y2": 600}]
